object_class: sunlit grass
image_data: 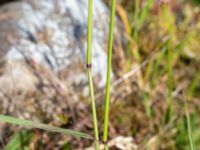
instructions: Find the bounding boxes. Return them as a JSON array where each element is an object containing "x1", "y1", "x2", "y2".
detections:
[
  {"x1": 86, "y1": 0, "x2": 100, "y2": 149},
  {"x1": 103, "y1": 0, "x2": 116, "y2": 150}
]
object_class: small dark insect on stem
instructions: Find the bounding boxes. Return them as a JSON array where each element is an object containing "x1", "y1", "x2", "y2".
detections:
[{"x1": 86, "y1": 63, "x2": 92, "y2": 68}]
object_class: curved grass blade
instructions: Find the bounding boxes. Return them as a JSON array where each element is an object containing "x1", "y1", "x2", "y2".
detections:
[{"x1": 0, "y1": 115, "x2": 92, "y2": 140}]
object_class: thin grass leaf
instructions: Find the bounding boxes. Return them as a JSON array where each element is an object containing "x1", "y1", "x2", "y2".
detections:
[
  {"x1": 143, "y1": 91, "x2": 151, "y2": 118},
  {"x1": 166, "y1": 42, "x2": 173, "y2": 124},
  {"x1": 151, "y1": 46, "x2": 167, "y2": 86},
  {"x1": 0, "y1": 115, "x2": 92, "y2": 139},
  {"x1": 137, "y1": 0, "x2": 153, "y2": 31},
  {"x1": 184, "y1": 99, "x2": 196, "y2": 150},
  {"x1": 132, "y1": 0, "x2": 153, "y2": 40},
  {"x1": 188, "y1": 71, "x2": 200, "y2": 98},
  {"x1": 133, "y1": 0, "x2": 139, "y2": 40},
  {"x1": 5, "y1": 130, "x2": 33, "y2": 150}
]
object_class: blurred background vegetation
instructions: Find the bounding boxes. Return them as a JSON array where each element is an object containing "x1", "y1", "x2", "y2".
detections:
[{"x1": 102, "y1": 0, "x2": 200, "y2": 149}]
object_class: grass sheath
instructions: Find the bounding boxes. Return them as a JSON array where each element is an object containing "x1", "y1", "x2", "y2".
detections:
[
  {"x1": 87, "y1": 0, "x2": 100, "y2": 149},
  {"x1": 103, "y1": 0, "x2": 116, "y2": 149}
]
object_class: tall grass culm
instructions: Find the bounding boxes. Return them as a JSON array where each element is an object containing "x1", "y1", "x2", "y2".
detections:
[
  {"x1": 103, "y1": 0, "x2": 116, "y2": 150},
  {"x1": 86, "y1": 0, "x2": 100, "y2": 149}
]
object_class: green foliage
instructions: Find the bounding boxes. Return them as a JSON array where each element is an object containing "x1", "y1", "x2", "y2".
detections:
[
  {"x1": 143, "y1": 91, "x2": 151, "y2": 118},
  {"x1": 175, "y1": 113, "x2": 200, "y2": 150},
  {"x1": 188, "y1": 71, "x2": 200, "y2": 98},
  {"x1": 190, "y1": 0, "x2": 200, "y2": 4},
  {"x1": 61, "y1": 142, "x2": 73, "y2": 150},
  {"x1": 175, "y1": 118, "x2": 189, "y2": 150},
  {"x1": 132, "y1": 0, "x2": 153, "y2": 40},
  {"x1": 5, "y1": 130, "x2": 33, "y2": 150},
  {"x1": 185, "y1": 101, "x2": 196, "y2": 150}
]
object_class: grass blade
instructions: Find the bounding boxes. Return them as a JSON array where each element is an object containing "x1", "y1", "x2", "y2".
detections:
[
  {"x1": 185, "y1": 100, "x2": 196, "y2": 150},
  {"x1": 137, "y1": 0, "x2": 153, "y2": 31},
  {"x1": 188, "y1": 71, "x2": 200, "y2": 99},
  {"x1": 0, "y1": 115, "x2": 92, "y2": 139},
  {"x1": 166, "y1": 43, "x2": 173, "y2": 124}
]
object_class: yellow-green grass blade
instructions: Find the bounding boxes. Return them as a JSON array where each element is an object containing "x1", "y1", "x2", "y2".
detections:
[
  {"x1": 185, "y1": 102, "x2": 196, "y2": 150},
  {"x1": 0, "y1": 115, "x2": 92, "y2": 140}
]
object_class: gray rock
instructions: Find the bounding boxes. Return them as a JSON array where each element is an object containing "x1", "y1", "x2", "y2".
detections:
[{"x1": 1, "y1": 0, "x2": 111, "y2": 87}]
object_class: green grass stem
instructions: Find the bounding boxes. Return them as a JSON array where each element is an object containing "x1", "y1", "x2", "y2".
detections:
[
  {"x1": 87, "y1": 70, "x2": 100, "y2": 150},
  {"x1": 87, "y1": 0, "x2": 100, "y2": 149},
  {"x1": 103, "y1": 0, "x2": 116, "y2": 149}
]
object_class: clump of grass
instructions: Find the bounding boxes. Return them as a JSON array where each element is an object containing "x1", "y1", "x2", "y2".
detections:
[
  {"x1": 5, "y1": 130, "x2": 33, "y2": 150},
  {"x1": 158, "y1": 4, "x2": 175, "y2": 124},
  {"x1": 102, "y1": 0, "x2": 116, "y2": 149},
  {"x1": 129, "y1": 0, "x2": 153, "y2": 61},
  {"x1": 132, "y1": 0, "x2": 153, "y2": 41}
]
